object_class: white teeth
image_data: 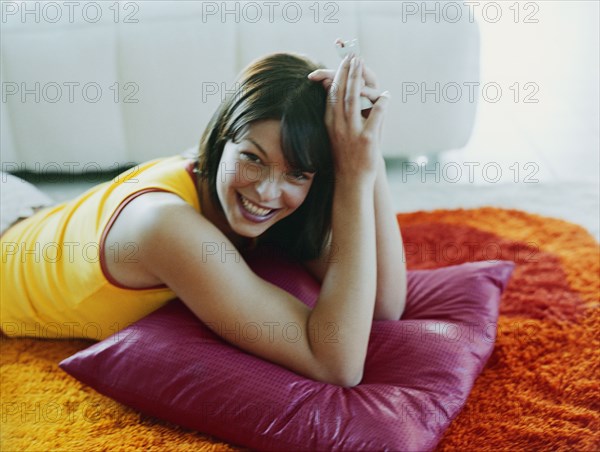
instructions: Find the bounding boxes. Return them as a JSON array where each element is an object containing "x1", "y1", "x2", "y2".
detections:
[{"x1": 240, "y1": 195, "x2": 273, "y2": 217}]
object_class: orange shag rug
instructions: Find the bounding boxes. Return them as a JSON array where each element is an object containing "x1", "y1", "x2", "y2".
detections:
[{"x1": 1, "y1": 207, "x2": 599, "y2": 451}]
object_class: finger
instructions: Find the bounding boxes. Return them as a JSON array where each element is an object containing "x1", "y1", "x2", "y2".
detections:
[
  {"x1": 307, "y1": 69, "x2": 335, "y2": 81},
  {"x1": 318, "y1": 77, "x2": 372, "y2": 104},
  {"x1": 329, "y1": 53, "x2": 354, "y2": 116},
  {"x1": 309, "y1": 59, "x2": 378, "y2": 87},
  {"x1": 320, "y1": 78, "x2": 375, "y2": 105},
  {"x1": 324, "y1": 56, "x2": 349, "y2": 122},
  {"x1": 345, "y1": 56, "x2": 363, "y2": 130},
  {"x1": 361, "y1": 62, "x2": 378, "y2": 88},
  {"x1": 316, "y1": 79, "x2": 334, "y2": 98},
  {"x1": 360, "y1": 86, "x2": 383, "y2": 104},
  {"x1": 310, "y1": 68, "x2": 367, "y2": 88},
  {"x1": 363, "y1": 90, "x2": 391, "y2": 137}
]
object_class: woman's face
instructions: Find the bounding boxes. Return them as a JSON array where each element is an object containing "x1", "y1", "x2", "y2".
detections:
[{"x1": 216, "y1": 119, "x2": 315, "y2": 238}]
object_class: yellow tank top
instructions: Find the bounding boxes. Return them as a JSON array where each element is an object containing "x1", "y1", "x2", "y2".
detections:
[{"x1": 1, "y1": 155, "x2": 200, "y2": 340}]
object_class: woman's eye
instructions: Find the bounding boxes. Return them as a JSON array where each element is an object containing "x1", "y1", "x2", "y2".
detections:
[
  {"x1": 287, "y1": 170, "x2": 310, "y2": 181},
  {"x1": 240, "y1": 152, "x2": 261, "y2": 163}
]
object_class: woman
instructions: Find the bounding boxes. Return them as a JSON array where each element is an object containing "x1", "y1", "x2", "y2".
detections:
[{"x1": 1, "y1": 51, "x2": 406, "y2": 387}]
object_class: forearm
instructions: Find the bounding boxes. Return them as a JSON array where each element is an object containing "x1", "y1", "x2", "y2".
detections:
[
  {"x1": 309, "y1": 176, "x2": 377, "y2": 385},
  {"x1": 373, "y1": 156, "x2": 407, "y2": 320}
]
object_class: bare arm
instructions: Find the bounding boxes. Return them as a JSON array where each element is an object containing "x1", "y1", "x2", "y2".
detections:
[
  {"x1": 304, "y1": 156, "x2": 407, "y2": 321},
  {"x1": 372, "y1": 155, "x2": 407, "y2": 320},
  {"x1": 309, "y1": 175, "x2": 377, "y2": 385}
]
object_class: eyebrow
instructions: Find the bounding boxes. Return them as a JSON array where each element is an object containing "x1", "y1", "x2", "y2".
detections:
[
  {"x1": 245, "y1": 137, "x2": 314, "y2": 174},
  {"x1": 246, "y1": 138, "x2": 269, "y2": 159}
]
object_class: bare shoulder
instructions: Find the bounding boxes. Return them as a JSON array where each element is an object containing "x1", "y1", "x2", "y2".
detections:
[{"x1": 102, "y1": 192, "x2": 199, "y2": 288}]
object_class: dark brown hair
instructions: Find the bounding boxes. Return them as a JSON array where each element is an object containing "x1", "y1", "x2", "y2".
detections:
[{"x1": 197, "y1": 52, "x2": 333, "y2": 261}]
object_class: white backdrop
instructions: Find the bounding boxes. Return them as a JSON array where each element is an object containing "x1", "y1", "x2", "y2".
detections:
[{"x1": 1, "y1": 1, "x2": 480, "y2": 172}]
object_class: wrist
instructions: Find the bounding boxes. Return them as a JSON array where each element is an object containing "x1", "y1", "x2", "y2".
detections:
[
  {"x1": 334, "y1": 164, "x2": 378, "y2": 185},
  {"x1": 375, "y1": 155, "x2": 387, "y2": 180},
  {"x1": 335, "y1": 173, "x2": 376, "y2": 194}
]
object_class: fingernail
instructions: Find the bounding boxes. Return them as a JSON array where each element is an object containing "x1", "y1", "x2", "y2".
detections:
[{"x1": 380, "y1": 90, "x2": 391, "y2": 99}]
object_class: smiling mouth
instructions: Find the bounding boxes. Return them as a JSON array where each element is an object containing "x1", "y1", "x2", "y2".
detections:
[{"x1": 238, "y1": 193, "x2": 281, "y2": 217}]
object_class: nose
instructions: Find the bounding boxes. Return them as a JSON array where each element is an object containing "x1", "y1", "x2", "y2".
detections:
[{"x1": 254, "y1": 174, "x2": 282, "y2": 203}]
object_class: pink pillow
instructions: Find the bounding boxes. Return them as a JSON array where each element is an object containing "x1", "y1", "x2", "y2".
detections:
[{"x1": 60, "y1": 245, "x2": 515, "y2": 451}]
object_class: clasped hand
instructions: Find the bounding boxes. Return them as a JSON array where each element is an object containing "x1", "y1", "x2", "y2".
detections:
[{"x1": 307, "y1": 54, "x2": 390, "y2": 181}]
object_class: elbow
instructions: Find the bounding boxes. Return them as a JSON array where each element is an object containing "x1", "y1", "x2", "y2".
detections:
[
  {"x1": 373, "y1": 305, "x2": 403, "y2": 321},
  {"x1": 373, "y1": 292, "x2": 407, "y2": 321},
  {"x1": 373, "y1": 311, "x2": 400, "y2": 321},
  {"x1": 318, "y1": 365, "x2": 364, "y2": 388},
  {"x1": 338, "y1": 370, "x2": 363, "y2": 388}
]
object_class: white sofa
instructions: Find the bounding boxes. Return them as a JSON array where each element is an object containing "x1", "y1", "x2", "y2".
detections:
[{"x1": 1, "y1": 1, "x2": 480, "y2": 172}]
